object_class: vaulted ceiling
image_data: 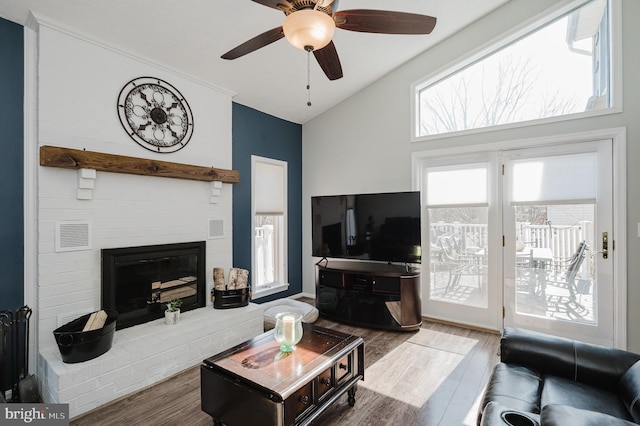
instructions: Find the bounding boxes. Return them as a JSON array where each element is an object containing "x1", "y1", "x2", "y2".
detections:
[{"x1": 0, "y1": 0, "x2": 509, "y2": 123}]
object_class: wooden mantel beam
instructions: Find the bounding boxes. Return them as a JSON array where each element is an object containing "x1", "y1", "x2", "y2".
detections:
[{"x1": 39, "y1": 145, "x2": 240, "y2": 184}]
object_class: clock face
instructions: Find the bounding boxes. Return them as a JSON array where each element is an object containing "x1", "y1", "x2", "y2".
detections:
[{"x1": 117, "y1": 77, "x2": 194, "y2": 153}]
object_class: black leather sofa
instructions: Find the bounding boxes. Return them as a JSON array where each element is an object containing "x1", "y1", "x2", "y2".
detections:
[{"x1": 478, "y1": 327, "x2": 640, "y2": 425}]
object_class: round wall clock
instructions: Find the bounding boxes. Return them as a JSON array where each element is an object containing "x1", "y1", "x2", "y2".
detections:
[{"x1": 117, "y1": 77, "x2": 194, "y2": 153}]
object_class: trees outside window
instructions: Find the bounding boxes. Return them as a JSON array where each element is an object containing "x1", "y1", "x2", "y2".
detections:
[{"x1": 416, "y1": 0, "x2": 610, "y2": 137}]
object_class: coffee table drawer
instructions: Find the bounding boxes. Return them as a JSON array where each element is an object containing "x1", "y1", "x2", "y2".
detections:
[
  {"x1": 317, "y1": 367, "x2": 333, "y2": 400},
  {"x1": 335, "y1": 353, "x2": 352, "y2": 385},
  {"x1": 291, "y1": 381, "x2": 314, "y2": 420}
]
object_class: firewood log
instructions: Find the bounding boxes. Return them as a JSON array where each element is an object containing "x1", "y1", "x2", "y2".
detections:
[
  {"x1": 228, "y1": 268, "x2": 238, "y2": 290},
  {"x1": 213, "y1": 267, "x2": 226, "y2": 290},
  {"x1": 236, "y1": 269, "x2": 249, "y2": 289},
  {"x1": 82, "y1": 310, "x2": 108, "y2": 332},
  {"x1": 160, "y1": 287, "x2": 197, "y2": 303}
]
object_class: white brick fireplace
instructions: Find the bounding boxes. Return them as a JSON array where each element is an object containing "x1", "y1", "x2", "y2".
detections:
[{"x1": 25, "y1": 15, "x2": 263, "y2": 418}]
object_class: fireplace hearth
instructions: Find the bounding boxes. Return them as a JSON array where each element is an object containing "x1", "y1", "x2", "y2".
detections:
[{"x1": 101, "y1": 241, "x2": 206, "y2": 330}]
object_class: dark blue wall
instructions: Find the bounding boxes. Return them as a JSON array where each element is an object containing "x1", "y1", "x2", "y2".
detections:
[
  {"x1": 0, "y1": 17, "x2": 24, "y2": 311},
  {"x1": 232, "y1": 103, "x2": 302, "y2": 303}
]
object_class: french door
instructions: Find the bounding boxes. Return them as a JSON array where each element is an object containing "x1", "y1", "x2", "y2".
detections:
[
  {"x1": 422, "y1": 154, "x2": 502, "y2": 330},
  {"x1": 420, "y1": 139, "x2": 616, "y2": 346},
  {"x1": 502, "y1": 141, "x2": 614, "y2": 346}
]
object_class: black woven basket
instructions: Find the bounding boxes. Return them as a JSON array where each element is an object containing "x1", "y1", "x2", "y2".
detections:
[
  {"x1": 53, "y1": 310, "x2": 118, "y2": 363},
  {"x1": 213, "y1": 288, "x2": 249, "y2": 309}
]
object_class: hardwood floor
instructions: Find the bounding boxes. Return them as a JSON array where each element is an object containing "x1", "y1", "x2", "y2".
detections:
[{"x1": 71, "y1": 305, "x2": 500, "y2": 426}]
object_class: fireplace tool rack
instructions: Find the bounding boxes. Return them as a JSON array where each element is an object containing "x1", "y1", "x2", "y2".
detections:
[{"x1": 0, "y1": 306, "x2": 41, "y2": 403}]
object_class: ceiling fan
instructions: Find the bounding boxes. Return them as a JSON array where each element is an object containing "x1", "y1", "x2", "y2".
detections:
[{"x1": 221, "y1": 0, "x2": 437, "y2": 81}]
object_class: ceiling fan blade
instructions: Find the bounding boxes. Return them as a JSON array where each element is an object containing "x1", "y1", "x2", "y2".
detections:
[
  {"x1": 251, "y1": 0, "x2": 291, "y2": 12},
  {"x1": 334, "y1": 9, "x2": 437, "y2": 34},
  {"x1": 313, "y1": 41, "x2": 343, "y2": 81},
  {"x1": 221, "y1": 27, "x2": 285, "y2": 60}
]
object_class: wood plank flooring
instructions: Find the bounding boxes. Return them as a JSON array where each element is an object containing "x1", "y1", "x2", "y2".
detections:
[{"x1": 71, "y1": 305, "x2": 500, "y2": 426}]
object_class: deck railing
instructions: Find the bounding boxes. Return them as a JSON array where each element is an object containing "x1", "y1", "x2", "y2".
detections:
[
  {"x1": 517, "y1": 221, "x2": 593, "y2": 260},
  {"x1": 430, "y1": 221, "x2": 594, "y2": 277}
]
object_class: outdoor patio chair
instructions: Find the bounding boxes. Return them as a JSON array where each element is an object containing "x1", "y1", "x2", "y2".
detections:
[
  {"x1": 564, "y1": 242, "x2": 588, "y2": 301},
  {"x1": 547, "y1": 241, "x2": 589, "y2": 308},
  {"x1": 548, "y1": 241, "x2": 587, "y2": 277},
  {"x1": 438, "y1": 234, "x2": 483, "y2": 292},
  {"x1": 515, "y1": 248, "x2": 535, "y2": 294}
]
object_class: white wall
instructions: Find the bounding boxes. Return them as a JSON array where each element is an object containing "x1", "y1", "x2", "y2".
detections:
[
  {"x1": 35, "y1": 21, "x2": 234, "y2": 351},
  {"x1": 303, "y1": 0, "x2": 640, "y2": 350}
]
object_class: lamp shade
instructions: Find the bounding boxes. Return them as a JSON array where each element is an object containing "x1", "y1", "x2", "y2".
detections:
[{"x1": 283, "y1": 9, "x2": 335, "y2": 51}]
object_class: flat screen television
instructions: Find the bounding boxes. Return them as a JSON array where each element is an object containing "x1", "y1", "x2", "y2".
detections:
[{"x1": 311, "y1": 191, "x2": 421, "y2": 264}]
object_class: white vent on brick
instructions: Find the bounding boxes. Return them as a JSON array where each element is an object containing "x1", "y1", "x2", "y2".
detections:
[
  {"x1": 55, "y1": 221, "x2": 92, "y2": 252},
  {"x1": 208, "y1": 219, "x2": 224, "y2": 239}
]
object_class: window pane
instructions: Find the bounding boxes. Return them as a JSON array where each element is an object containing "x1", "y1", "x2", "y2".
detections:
[
  {"x1": 514, "y1": 204, "x2": 596, "y2": 325},
  {"x1": 429, "y1": 207, "x2": 488, "y2": 308},
  {"x1": 255, "y1": 215, "x2": 276, "y2": 286},
  {"x1": 417, "y1": 0, "x2": 610, "y2": 137}
]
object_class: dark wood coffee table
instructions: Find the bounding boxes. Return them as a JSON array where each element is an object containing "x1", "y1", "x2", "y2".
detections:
[{"x1": 201, "y1": 323, "x2": 364, "y2": 426}]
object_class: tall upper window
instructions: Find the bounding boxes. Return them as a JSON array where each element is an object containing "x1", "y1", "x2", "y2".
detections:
[
  {"x1": 414, "y1": 0, "x2": 611, "y2": 138},
  {"x1": 252, "y1": 156, "x2": 288, "y2": 298}
]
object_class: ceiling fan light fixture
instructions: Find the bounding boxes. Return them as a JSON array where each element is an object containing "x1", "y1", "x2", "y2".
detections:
[{"x1": 283, "y1": 9, "x2": 335, "y2": 51}]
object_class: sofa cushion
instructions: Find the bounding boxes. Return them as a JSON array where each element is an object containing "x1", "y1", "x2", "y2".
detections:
[
  {"x1": 619, "y1": 360, "x2": 640, "y2": 422},
  {"x1": 479, "y1": 363, "x2": 542, "y2": 420},
  {"x1": 541, "y1": 375, "x2": 633, "y2": 421},
  {"x1": 541, "y1": 404, "x2": 638, "y2": 426}
]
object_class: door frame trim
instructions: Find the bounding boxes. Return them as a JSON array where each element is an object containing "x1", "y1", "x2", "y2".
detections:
[{"x1": 412, "y1": 126, "x2": 627, "y2": 349}]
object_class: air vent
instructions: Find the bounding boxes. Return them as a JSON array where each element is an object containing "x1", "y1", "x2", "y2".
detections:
[
  {"x1": 55, "y1": 221, "x2": 92, "y2": 252},
  {"x1": 208, "y1": 219, "x2": 224, "y2": 239}
]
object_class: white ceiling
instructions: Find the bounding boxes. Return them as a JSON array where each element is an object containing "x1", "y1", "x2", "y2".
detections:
[{"x1": 0, "y1": 0, "x2": 509, "y2": 124}]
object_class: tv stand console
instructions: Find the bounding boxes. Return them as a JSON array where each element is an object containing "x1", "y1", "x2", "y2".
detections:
[{"x1": 316, "y1": 261, "x2": 421, "y2": 331}]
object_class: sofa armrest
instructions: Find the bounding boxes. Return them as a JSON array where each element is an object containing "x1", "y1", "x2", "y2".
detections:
[
  {"x1": 501, "y1": 327, "x2": 640, "y2": 389},
  {"x1": 619, "y1": 360, "x2": 640, "y2": 422}
]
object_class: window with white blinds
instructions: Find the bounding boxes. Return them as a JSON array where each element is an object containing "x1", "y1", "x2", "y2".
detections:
[{"x1": 252, "y1": 156, "x2": 288, "y2": 297}]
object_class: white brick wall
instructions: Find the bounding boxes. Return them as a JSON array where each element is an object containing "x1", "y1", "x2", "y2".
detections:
[
  {"x1": 39, "y1": 305, "x2": 264, "y2": 419},
  {"x1": 31, "y1": 18, "x2": 258, "y2": 419},
  {"x1": 36, "y1": 21, "x2": 234, "y2": 351}
]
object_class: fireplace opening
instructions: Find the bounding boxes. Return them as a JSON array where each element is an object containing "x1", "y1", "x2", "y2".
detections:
[{"x1": 102, "y1": 241, "x2": 206, "y2": 330}]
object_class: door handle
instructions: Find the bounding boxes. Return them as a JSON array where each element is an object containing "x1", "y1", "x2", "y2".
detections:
[{"x1": 602, "y1": 232, "x2": 608, "y2": 259}]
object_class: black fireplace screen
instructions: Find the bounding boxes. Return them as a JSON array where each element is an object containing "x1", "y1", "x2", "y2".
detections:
[{"x1": 102, "y1": 241, "x2": 206, "y2": 330}]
